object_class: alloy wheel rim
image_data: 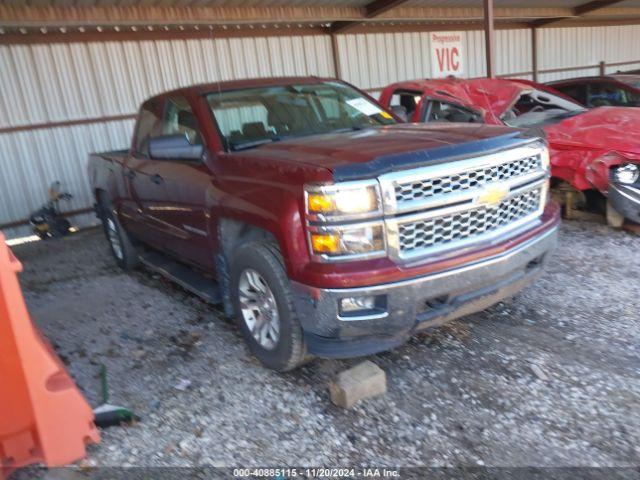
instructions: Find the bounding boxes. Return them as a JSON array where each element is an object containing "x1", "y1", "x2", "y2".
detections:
[
  {"x1": 106, "y1": 218, "x2": 124, "y2": 261},
  {"x1": 238, "y1": 269, "x2": 280, "y2": 351}
]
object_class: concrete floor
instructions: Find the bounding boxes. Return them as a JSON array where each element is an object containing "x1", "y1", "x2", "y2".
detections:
[{"x1": 10, "y1": 219, "x2": 640, "y2": 475}]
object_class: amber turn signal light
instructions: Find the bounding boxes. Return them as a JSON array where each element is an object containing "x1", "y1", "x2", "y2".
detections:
[
  {"x1": 310, "y1": 233, "x2": 340, "y2": 254},
  {"x1": 307, "y1": 193, "x2": 335, "y2": 213}
]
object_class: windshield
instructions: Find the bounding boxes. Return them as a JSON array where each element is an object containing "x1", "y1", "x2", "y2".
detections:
[
  {"x1": 502, "y1": 90, "x2": 586, "y2": 128},
  {"x1": 206, "y1": 82, "x2": 396, "y2": 151}
]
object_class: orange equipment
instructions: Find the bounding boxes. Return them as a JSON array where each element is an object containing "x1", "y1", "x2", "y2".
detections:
[{"x1": 0, "y1": 234, "x2": 100, "y2": 478}]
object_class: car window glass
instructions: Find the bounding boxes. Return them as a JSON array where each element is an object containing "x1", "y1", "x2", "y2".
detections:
[
  {"x1": 207, "y1": 82, "x2": 395, "y2": 151},
  {"x1": 424, "y1": 100, "x2": 483, "y2": 123},
  {"x1": 134, "y1": 100, "x2": 162, "y2": 157},
  {"x1": 161, "y1": 96, "x2": 203, "y2": 146},
  {"x1": 389, "y1": 90, "x2": 422, "y2": 119},
  {"x1": 556, "y1": 84, "x2": 587, "y2": 105},
  {"x1": 214, "y1": 102, "x2": 272, "y2": 143},
  {"x1": 587, "y1": 83, "x2": 640, "y2": 106}
]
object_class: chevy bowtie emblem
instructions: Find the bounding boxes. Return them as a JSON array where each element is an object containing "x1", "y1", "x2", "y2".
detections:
[{"x1": 477, "y1": 186, "x2": 509, "y2": 206}]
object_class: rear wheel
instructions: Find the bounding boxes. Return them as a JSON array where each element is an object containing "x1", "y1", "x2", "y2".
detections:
[
  {"x1": 230, "y1": 242, "x2": 309, "y2": 371},
  {"x1": 99, "y1": 194, "x2": 139, "y2": 270}
]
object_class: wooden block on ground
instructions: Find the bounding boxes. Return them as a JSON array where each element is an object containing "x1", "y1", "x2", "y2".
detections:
[
  {"x1": 623, "y1": 221, "x2": 640, "y2": 235},
  {"x1": 329, "y1": 360, "x2": 387, "y2": 409}
]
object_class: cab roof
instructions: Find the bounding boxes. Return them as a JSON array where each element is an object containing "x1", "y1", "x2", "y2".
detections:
[{"x1": 145, "y1": 76, "x2": 339, "y2": 103}]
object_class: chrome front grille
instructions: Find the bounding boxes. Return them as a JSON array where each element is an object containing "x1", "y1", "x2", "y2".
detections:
[
  {"x1": 398, "y1": 187, "x2": 542, "y2": 254},
  {"x1": 379, "y1": 143, "x2": 549, "y2": 261},
  {"x1": 395, "y1": 155, "x2": 542, "y2": 204}
]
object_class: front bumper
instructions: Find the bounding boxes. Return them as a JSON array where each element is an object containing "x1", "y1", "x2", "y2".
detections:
[
  {"x1": 609, "y1": 183, "x2": 640, "y2": 223},
  {"x1": 292, "y1": 225, "x2": 559, "y2": 359}
]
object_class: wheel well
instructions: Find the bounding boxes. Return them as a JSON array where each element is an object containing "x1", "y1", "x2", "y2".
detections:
[
  {"x1": 94, "y1": 189, "x2": 108, "y2": 219},
  {"x1": 217, "y1": 218, "x2": 279, "y2": 258},
  {"x1": 215, "y1": 218, "x2": 280, "y2": 317}
]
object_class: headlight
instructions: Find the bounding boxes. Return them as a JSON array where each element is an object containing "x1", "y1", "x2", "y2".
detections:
[
  {"x1": 309, "y1": 223, "x2": 385, "y2": 259},
  {"x1": 540, "y1": 146, "x2": 550, "y2": 171},
  {"x1": 305, "y1": 181, "x2": 381, "y2": 221},
  {"x1": 613, "y1": 164, "x2": 639, "y2": 185}
]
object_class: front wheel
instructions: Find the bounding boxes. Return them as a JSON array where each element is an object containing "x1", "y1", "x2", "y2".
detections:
[
  {"x1": 99, "y1": 195, "x2": 139, "y2": 271},
  {"x1": 230, "y1": 242, "x2": 309, "y2": 371}
]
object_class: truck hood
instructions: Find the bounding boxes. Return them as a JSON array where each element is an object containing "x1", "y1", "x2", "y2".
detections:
[
  {"x1": 544, "y1": 106, "x2": 640, "y2": 155},
  {"x1": 241, "y1": 123, "x2": 537, "y2": 181}
]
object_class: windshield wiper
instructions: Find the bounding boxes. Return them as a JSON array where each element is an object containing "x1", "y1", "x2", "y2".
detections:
[
  {"x1": 328, "y1": 124, "x2": 375, "y2": 134},
  {"x1": 229, "y1": 136, "x2": 282, "y2": 151}
]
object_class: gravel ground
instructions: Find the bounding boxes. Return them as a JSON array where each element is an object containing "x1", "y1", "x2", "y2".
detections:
[{"x1": 10, "y1": 220, "x2": 640, "y2": 472}]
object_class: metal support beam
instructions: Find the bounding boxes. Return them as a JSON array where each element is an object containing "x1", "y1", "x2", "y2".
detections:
[
  {"x1": 533, "y1": 0, "x2": 626, "y2": 27},
  {"x1": 330, "y1": 21, "x2": 359, "y2": 34},
  {"x1": 574, "y1": 0, "x2": 626, "y2": 16},
  {"x1": 531, "y1": 27, "x2": 538, "y2": 82},
  {"x1": 331, "y1": 0, "x2": 409, "y2": 34},
  {"x1": 365, "y1": 0, "x2": 409, "y2": 18},
  {"x1": 330, "y1": 33, "x2": 342, "y2": 78},
  {"x1": 4, "y1": 4, "x2": 636, "y2": 29},
  {"x1": 484, "y1": 0, "x2": 495, "y2": 78}
]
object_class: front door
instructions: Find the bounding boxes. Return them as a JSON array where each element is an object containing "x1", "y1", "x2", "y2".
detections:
[{"x1": 132, "y1": 95, "x2": 214, "y2": 270}]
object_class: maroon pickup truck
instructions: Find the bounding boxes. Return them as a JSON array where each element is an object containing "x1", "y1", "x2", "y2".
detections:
[{"x1": 88, "y1": 77, "x2": 560, "y2": 371}]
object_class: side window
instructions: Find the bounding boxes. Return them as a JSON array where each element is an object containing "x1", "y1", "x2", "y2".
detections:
[
  {"x1": 134, "y1": 100, "x2": 162, "y2": 157},
  {"x1": 555, "y1": 84, "x2": 587, "y2": 106},
  {"x1": 161, "y1": 96, "x2": 203, "y2": 145},
  {"x1": 424, "y1": 100, "x2": 483, "y2": 123},
  {"x1": 389, "y1": 90, "x2": 422, "y2": 120},
  {"x1": 587, "y1": 82, "x2": 634, "y2": 107}
]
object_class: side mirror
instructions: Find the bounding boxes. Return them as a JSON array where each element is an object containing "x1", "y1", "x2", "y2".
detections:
[
  {"x1": 149, "y1": 134, "x2": 204, "y2": 161},
  {"x1": 391, "y1": 105, "x2": 408, "y2": 122}
]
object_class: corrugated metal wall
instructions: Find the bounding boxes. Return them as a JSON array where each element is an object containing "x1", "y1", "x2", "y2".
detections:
[
  {"x1": 1, "y1": 24, "x2": 640, "y2": 238},
  {"x1": 339, "y1": 29, "x2": 532, "y2": 98},
  {"x1": 537, "y1": 25, "x2": 640, "y2": 82},
  {"x1": 0, "y1": 35, "x2": 335, "y2": 238}
]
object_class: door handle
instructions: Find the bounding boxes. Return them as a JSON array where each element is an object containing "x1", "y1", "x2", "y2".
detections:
[
  {"x1": 150, "y1": 174, "x2": 164, "y2": 185},
  {"x1": 125, "y1": 169, "x2": 136, "y2": 180}
]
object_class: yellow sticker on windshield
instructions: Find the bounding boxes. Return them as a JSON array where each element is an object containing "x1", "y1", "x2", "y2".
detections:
[{"x1": 380, "y1": 111, "x2": 393, "y2": 119}]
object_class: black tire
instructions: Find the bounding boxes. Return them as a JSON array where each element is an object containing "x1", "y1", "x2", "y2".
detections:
[
  {"x1": 230, "y1": 241, "x2": 309, "y2": 371},
  {"x1": 98, "y1": 194, "x2": 139, "y2": 271}
]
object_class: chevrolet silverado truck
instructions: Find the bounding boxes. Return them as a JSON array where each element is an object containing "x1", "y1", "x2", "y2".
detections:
[{"x1": 88, "y1": 77, "x2": 560, "y2": 371}]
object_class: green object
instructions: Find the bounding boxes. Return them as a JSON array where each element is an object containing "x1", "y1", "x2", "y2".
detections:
[
  {"x1": 93, "y1": 364, "x2": 137, "y2": 428},
  {"x1": 100, "y1": 364, "x2": 109, "y2": 404}
]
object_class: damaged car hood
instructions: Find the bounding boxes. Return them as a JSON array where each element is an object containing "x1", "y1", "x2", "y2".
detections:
[
  {"x1": 544, "y1": 106, "x2": 640, "y2": 155},
  {"x1": 403, "y1": 78, "x2": 530, "y2": 120},
  {"x1": 395, "y1": 78, "x2": 640, "y2": 192}
]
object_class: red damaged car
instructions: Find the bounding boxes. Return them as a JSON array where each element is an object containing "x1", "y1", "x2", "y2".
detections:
[
  {"x1": 379, "y1": 78, "x2": 640, "y2": 225},
  {"x1": 547, "y1": 75, "x2": 640, "y2": 108}
]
